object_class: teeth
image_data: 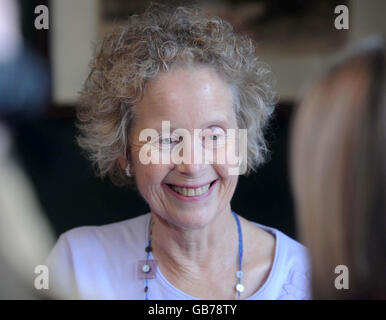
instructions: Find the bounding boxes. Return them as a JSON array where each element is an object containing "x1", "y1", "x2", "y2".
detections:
[{"x1": 171, "y1": 183, "x2": 211, "y2": 196}]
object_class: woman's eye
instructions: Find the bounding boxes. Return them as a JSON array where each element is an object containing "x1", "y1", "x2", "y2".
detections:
[
  {"x1": 202, "y1": 130, "x2": 226, "y2": 148},
  {"x1": 159, "y1": 137, "x2": 172, "y2": 145},
  {"x1": 159, "y1": 136, "x2": 182, "y2": 146},
  {"x1": 209, "y1": 135, "x2": 219, "y2": 141}
]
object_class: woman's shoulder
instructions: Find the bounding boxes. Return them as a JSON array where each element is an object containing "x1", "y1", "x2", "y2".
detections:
[
  {"x1": 46, "y1": 213, "x2": 151, "y2": 266},
  {"x1": 44, "y1": 213, "x2": 151, "y2": 298},
  {"x1": 254, "y1": 222, "x2": 309, "y2": 267},
  {"x1": 250, "y1": 221, "x2": 311, "y2": 299},
  {"x1": 62, "y1": 213, "x2": 150, "y2": 246}
]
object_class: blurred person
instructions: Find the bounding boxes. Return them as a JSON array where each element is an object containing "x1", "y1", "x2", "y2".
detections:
[
  {"x1": 0, "y1": 0, "x2": 50, "y2": 119},
  {"x1": 0, "y1": 0, "x2": 55, "y2": 299},
  {"x1": 290, "y1": 38, "x2": 386, "y2": 299},
  {"x1": 0, "y1": 123, "x2": 53, "y2": 299},
  {"x1": 45, "y1": 4, "x2": 311, "y2": 300}
]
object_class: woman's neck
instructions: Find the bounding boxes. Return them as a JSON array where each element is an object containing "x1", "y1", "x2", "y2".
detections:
[{"x1": 149, "y1": 205, "x2": 239, "y2": 278}]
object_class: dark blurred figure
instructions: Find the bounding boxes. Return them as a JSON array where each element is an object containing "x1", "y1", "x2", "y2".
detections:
[
  {"x1": 0, "y1": 0, "x2": 50, "y2": 120},
  {"x1": 0, "y1": 0, "x2": 54, "y2": 299},
  {"x1": 290, "y1": 38, "x2": 386, "y2": 299}
]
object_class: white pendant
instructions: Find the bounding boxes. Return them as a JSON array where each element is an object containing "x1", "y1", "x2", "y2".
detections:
[{"x1": 236, "y1": 283, "x2": 244, "y2": 293}]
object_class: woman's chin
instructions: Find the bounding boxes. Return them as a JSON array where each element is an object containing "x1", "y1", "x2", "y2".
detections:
[{"x1": 159, "y1": 208, "x2": 217, "y2": 230}]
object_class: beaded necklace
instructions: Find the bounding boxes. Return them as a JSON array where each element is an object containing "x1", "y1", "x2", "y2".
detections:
[{"x1": 141, "y1": 211, "x2": 244, "y2": 300}]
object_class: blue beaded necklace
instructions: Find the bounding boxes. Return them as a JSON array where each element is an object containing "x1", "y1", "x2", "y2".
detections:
[{"x1": 141, "y1": 211, "x2": 244, "y2": 300}]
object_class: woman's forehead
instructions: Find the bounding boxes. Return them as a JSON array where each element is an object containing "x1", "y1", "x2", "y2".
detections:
[
  {"x1": 134, "y1": 67, "x2": 236, "y2": 128},
  {"x1": 146, "y1": 67, "x2": 232, "y2": 103}
]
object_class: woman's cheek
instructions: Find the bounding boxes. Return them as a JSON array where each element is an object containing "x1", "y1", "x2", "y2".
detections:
[
  {"x1": 213, "y1": 143, "x2": 239, "y2": 179},
  {"x1": 135, "y1": 163, "x2": 172, "y2": 194},
  {"x1": 213, "y1": 162, "x2": 230, "y2": 179}
]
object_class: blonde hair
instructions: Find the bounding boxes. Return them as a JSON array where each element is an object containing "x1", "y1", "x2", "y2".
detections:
[
  {"x1": 76, "y1": 4, "x2": 276, "y2": 187},
  {"x1": 290, "y1": 42, "x2": 386, "y2": 299}
]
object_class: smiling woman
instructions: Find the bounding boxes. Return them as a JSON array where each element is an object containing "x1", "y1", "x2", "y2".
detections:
[
  {"x1": 45, "y1": 3, "x2": 310, "y2": 300},
  {"x1": 124, "y1": 66, "x2": 241, "y2": 231}
]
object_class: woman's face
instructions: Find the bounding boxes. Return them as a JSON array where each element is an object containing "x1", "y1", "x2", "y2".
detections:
[{"x1": 128, "y1": 66, "x2": 239, "y2": 229}]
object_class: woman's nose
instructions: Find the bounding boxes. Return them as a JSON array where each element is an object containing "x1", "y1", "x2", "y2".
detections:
[
  {"x1": 174, "y1": 136, "x2": 206, "y2": 175},
  {"x1": 175, "y1": 162, "x2": 206, "y2": 176}
]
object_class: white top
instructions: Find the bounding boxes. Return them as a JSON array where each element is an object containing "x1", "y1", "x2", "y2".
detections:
[{"x1": 45, "y1": 213, "x2": 311, "y2": 299}]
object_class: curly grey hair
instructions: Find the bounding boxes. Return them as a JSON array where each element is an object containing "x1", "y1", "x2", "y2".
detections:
[{"x1": 77, "y1": 3, "x2": 277, "y2": 187}]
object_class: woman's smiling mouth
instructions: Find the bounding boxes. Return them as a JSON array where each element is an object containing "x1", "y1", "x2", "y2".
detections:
[{"x1": 164, "y1": 180, "x2": 217, "y2": 200}]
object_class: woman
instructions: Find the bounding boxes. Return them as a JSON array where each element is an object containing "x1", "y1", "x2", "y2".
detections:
[
  {"x1": 290, "y1": 39, "x2": 386, "y2": 299},
  {"x1": 46, "y1": 4, "x2": 310, "y2": 300}
]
